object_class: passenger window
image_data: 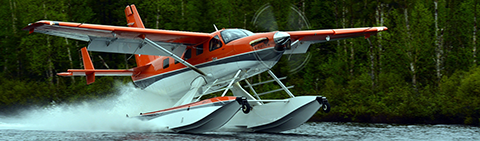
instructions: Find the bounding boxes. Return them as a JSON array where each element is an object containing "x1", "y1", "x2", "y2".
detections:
[
  {"x1": 196, "y1": 44, "x2": 203, "y2": 55},
  {"x1": 184, "y1": 48, "x2": 192, "y2": 60},
  {"x1": 209, "y1": 35, "x2": 222, "y2": 51},
  {"x1": 163, "y1": 58, "x2": 169, "y2": 69}
]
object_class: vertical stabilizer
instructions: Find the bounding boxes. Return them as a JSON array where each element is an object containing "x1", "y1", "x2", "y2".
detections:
[
  {"x1": 125, "y1": 4, "x2": 145, "y2": 28},
  {"x1": 81, "y1": 47, "x2": 95, "y2": 84},
  {"x1": 125, "y1": 4, "x2": 155, "y2": 66}
]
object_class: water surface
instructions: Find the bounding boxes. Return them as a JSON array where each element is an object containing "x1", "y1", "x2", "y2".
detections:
[
  {"x1": 1, "y1": 122, "x2": 478, "y2": 140},
  {"x1": 1, "y1": 84, "x2": 478, "y2": 140}
]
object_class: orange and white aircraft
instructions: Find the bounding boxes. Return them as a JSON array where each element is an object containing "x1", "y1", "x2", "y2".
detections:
[{"x1": 23, "y1": 5, "x2": 387, "y2": 133}]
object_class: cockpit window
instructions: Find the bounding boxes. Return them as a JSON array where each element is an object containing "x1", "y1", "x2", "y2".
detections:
[
  {"x1": 221, "y1": 29, "x2": 255, "y2": 44},
  {"x1": 209, "y1": 35, "x2": 223, "y2": 51},
  {"x1": 242, "y1": 29, "x2": 255, "y2": 36}
]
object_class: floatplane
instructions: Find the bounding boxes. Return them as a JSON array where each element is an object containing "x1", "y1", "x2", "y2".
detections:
[{"x1": 22, "y1": 5, "x2": 387, "y2": 133}]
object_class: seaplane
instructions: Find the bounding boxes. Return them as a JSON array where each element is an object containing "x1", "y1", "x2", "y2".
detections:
[{"x1": 22, "y1": 4, "x2": 387, "y2": 133}]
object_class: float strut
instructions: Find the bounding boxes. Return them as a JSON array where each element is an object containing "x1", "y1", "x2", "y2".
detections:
[
  {"x1": 222, "y1": 70, "x2": 242, "y2": 96},
  {"x1": 268, "y1": 70, "x2": 295, "y2": 98}
]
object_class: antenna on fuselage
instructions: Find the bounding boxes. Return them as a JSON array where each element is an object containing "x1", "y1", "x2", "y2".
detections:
[{"x1": 213, "y1": 24, "x2": 219, "y2": 31}]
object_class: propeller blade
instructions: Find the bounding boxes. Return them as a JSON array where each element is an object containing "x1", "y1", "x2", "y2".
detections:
[
  {"x1": 252, "y1": 3, "x2": 278, "y2": 32},
  {"x1": 251, "y1": 3, "x2": 312, "y2": 74}
]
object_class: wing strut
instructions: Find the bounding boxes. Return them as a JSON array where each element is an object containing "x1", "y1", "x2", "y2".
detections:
[{"x1": 143, "y1": 38, "x2": 206, "y2": 76}]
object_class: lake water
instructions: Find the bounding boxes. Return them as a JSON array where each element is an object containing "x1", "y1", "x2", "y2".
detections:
[
  {"x1": 1, "y1": 122, "x2": 479, "y2": 140},
  {"x1": 1, "y1": 84, "x2": 479, "y2": 140}
]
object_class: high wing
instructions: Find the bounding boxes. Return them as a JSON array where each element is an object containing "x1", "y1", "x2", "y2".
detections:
[
  {"x1": 21, "y1": 20, "x2": 212, "y2": 57},
  {"x1": 285, "y1": 27, "x2": 388, "y2": 54}
]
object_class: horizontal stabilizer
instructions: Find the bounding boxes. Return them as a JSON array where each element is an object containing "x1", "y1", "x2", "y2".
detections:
[{"x1": 57, "y1": 69, "x2": 135, "y2": 77}]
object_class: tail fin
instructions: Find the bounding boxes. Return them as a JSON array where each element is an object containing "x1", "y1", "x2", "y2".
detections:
[
  {"x1": 125, "y1": 4, "x2": 156, "y2": 66},
  {"x1": 125, "y1": 4, "x2": 145, "y2": 28},
  {"x1": 81, "y1": 47, "x2": 96, "y2": 84}
]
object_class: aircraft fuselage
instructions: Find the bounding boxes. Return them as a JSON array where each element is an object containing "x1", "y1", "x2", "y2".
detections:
[{"x1": 132, "y1": 29, "x2": 285, "y2": 103}]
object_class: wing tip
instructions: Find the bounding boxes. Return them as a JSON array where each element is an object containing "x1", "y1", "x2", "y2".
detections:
[
  {"x1": 21, "y1": 21, "x2": 53, "y2": 31},
  {"x1": 377, "y1": 27, "x2": 388, "y2": 31}
]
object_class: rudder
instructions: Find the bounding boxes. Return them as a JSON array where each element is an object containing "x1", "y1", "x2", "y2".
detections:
[{"x1": 125, "y1": 4, "x2": 156, "y2": 66}]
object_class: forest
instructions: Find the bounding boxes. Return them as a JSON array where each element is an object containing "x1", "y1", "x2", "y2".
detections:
[{"x1": 1, "y1": 0, "x2": 480, "y2": 126}]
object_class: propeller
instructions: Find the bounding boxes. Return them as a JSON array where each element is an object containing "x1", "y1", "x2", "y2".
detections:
[{"x1": 252, "y1": 3, "x2": 312, "y2": 74}]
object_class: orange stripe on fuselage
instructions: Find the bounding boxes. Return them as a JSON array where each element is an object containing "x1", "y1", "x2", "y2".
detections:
[{"x1": 141, "y1": 96, "x2": 237, "y2": 115}]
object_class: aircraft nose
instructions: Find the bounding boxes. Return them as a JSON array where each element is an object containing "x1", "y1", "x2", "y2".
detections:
[
  {"x1": 274, "y1": 31, "x2": 290, "y2": 45},
  {"x1": 273, "y1": 31, "x2": 291, "y2": 51}
]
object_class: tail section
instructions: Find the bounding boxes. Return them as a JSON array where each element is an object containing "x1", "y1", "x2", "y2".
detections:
[
  {"x1": 57, "y1": 5, "x2": 152, "y2": 85},
  {"x1": 125, "y1": 4, "x2": 156, "y2": 67},
  {"x1": 57, "y1": 47, "x2": 136, "y2": 85}
]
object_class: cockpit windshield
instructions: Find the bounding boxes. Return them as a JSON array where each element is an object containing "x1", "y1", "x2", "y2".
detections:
[{"x1": 220, "y1": 29, "x2": 255, "y2": 44}]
